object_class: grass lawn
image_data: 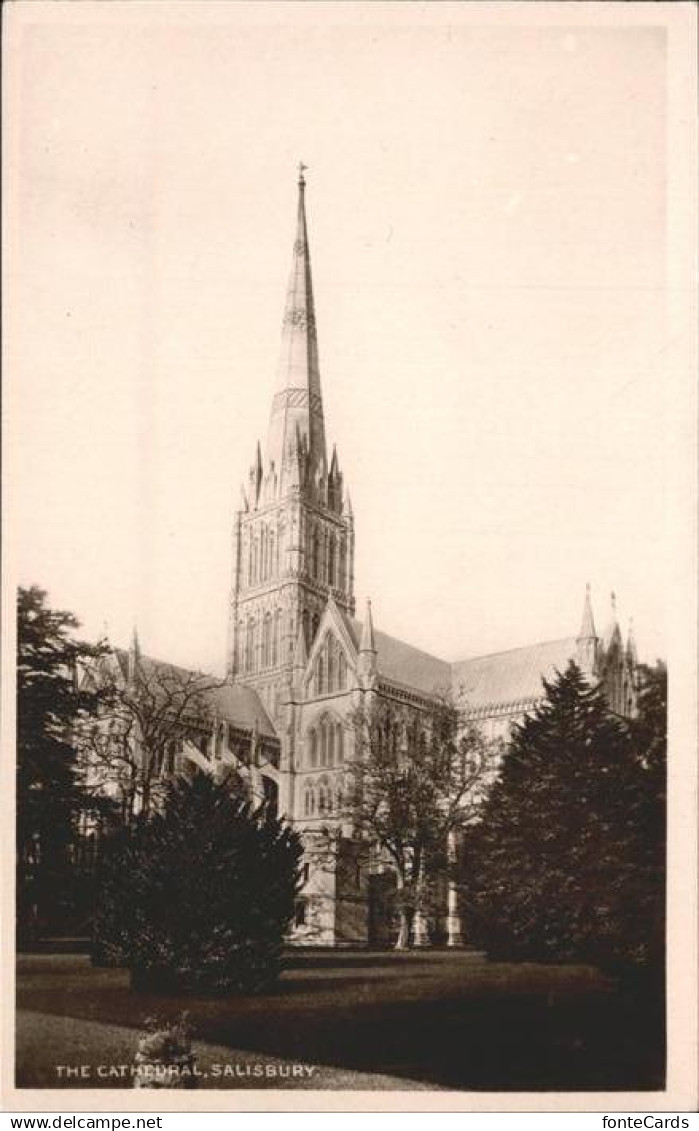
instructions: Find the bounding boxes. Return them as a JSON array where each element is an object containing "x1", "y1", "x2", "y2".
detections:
[{"x1": 16, "y1": 952, "x2": 664, "y2": 1091}]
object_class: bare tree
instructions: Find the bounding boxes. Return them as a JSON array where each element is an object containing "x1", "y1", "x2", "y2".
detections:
[
  {"x1": 76, "y1": 651, "x2": 229, "y2": 825},
  {"x1": 345, "y1": 694, "x2": 498, "y2": 949}
]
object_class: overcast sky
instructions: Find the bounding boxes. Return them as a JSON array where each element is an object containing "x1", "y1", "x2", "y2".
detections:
[{"x1": 7, "y1": 3, "x2": 679, "y2": 674}]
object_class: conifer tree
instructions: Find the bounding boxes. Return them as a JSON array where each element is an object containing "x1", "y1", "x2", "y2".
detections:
[
  {"x1": 17, "y1": 585, "x2": 110, "y2": 940},
  {"x1": 462, "y1": 661, "x2": 665, "y2": 969},
  {"x1": 93, "y1": 771, "x2": 302, "y2": 994}
]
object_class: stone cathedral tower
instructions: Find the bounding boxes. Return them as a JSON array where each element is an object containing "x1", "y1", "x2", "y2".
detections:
[{"x1": 227, "y1": 168, "x2": 355, "y2": 728}]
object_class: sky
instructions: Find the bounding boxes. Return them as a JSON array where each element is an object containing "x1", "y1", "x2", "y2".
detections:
[{"x1": 6, "y1": 3, "x2": 682, "y2": 675}]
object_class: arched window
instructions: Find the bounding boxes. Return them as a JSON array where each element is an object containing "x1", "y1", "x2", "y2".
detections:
[
  {"x1": 245, "y1": 619, "x2": 255, "y2": 672},
  {"x1": 337, "y1": 723, "x2": 344, "y2": 763},
  {"x1": 312, "y1": 613, "x2": 320, "y2": 642},
  {"x1": 317, "y1": 778, "x2": 332, "y2": 815},
  {"x1": 302, "y1": 609, "x2": 310, "y2": 649},
  {"x1": 338, "y1": 651, "x2": 347, "y2": 690},
  {"x1": 269, "y1": 531, "x2": 275, "y2": 579},
  {"x1": 328, "y1": 535, "x2": 336, "y2": 586},
  {"x1": 317, "y1": 655, "x2": 325, "y2": 696},
  {"x1": 309, "y1": 729, "x2": 318, "y2": 768},
  {"x1": 339, "y1": 541, "x2": 347, "y2": 591},
  {"x1": 327, "y1": 638, "x2": 335, "y2": 692},
  {"x1": 312, "y1": 529, "x2": 320, "y2": 579},
  {"x1": 263, "y1": 615, "x2": 272, "y2": 667},
  {"x1": 327, "y1": 723, "x2": 335, "y2": 767},
  {"x1": 304, "y1": 785, "x2": 315, "y2": 817},
  {"x1": 320, "y1": 719, "x2": 328, "y2": 766},
  {"x1": 273, "y1": 610, "x2": 282, "y2": 666},
  {"x1": 252, "y1": 535, "x2": 259, "y2": 584}
]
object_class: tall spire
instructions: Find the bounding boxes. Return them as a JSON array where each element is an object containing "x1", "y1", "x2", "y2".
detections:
[
  {"x1": 575, "y1": 583, "x2": 598, "y2": 677},
  {"x1": 267, "y1": 165, "x2": 327, "y2": 486},
  {"x1": 577, "y1": 582, "x2": 596, "y2": 641}
]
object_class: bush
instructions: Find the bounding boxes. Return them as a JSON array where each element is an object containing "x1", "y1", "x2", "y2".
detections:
[{"x1": 92, "y1": 772, "x2": 302, "y2": 994}]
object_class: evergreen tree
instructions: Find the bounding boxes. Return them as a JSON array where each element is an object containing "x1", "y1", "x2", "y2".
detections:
[
  {"x1": 17, "y1": 585, "x2": 110, "y2": 940},
  {"x1": 462, "y1": 661, "x2": 665, "y2": 970},
  {"x1": 93, "y1": 771, "x2": 302, "y2": 994}
]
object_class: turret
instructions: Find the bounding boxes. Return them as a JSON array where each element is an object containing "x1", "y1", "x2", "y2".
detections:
[
  {"x1": 575, "y1": 582, "x2": 598, "y2": 678},
  {"x1": 357, "y1": 599, "x2": 378, "y2": 688}
]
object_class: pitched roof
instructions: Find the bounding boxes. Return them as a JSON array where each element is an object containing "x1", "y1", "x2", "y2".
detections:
[
  {"x1": 111, "y1": 649, "x2": 277, "y2": 739},
  {"x1": 451, "y1": 637, "x2": 578, "y2": 713},
  {"x1": 346, "y1": 617, "x2": 452, "y2": 695}
]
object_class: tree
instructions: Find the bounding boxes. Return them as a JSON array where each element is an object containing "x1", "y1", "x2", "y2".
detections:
[
  {"x1": 461, "y1": 661, "x2": 666, "y2": 971},
  {"x1": 77, "y1": 649, "x2": 229, "y2": 826},
  {"x1": 346, "y1": 695, "x2": 494, "y2": 949},
  {"x1": 17, "y1": 585, "x2": 110, "y2": 940},
  {"x1": 92, "y1": 771, "x2": 302, "y2": 994}
]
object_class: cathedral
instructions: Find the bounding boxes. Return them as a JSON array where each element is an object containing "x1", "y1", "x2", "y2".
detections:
[
  {"x1": 103, "y1": 171, "x2": 638, "y2": 947},
  {"x1": 211, "y1": 168, "x2": 639, "y2": 946}
]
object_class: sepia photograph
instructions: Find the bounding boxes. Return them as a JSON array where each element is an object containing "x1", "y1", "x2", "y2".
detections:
[{"x1": 3, "y1": 0, "x2": 696, "y2": 1114}]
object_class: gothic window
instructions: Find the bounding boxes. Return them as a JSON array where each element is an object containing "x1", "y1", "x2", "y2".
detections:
[
  {"x1": 327, "y1": 722, "x2": 335, "y2": 767},
  {"x1": 339, "y1": 541, "x2": 347, "y2": 591},
  {"x1": 263, "y1": 614, "x2": 272, "y2": 668},
  {"x1": 247, "y1": 538, "x2": 253, "y2": 587},
  {"x1": 320, "y1": 719, "x2": 328, "y2": 766},
  {"x1": 328, "y1": 535, "x2": 336, "y2": 587},
  {"x1": 317, "y1": 777, "x2": 332, "y2": 815},
  {"x1": 273, "y1": 610, "x2": 282, "y2": 666},
  {"x1": 269, "y1": 531, "x2": 275, "y2": 579},
  {"x1": 317, "y1": 655, "x2": 325, "y2": 696},
  {"x1": 327, "y1": 637, "x2": 335, "y2": 692},
  {"x1": 245, "y1": 619, "x2": 254, "y2": 672},
  {"x1": 304, "y1": 785, "x2": 315, "y2": 817},
  {"x1": 338, "y1": 650, "x2": 347, "y2": 690},
  {"x1": 308, "y1": 728, "x2": 318, "y2": 768},
  {"x1": 311, "y1": 612, "x2": 320, "y2": 643},
  {"x1": 337, "y1": 723, "x2": 344, "y2": 763},
  {"x1": 312, "y1": 529, "x2": 320, "y2": 579}
]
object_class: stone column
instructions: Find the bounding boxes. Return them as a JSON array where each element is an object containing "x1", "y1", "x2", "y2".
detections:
[{"x1": 446, "y1": 829, "x2": 464, "y2": 947}]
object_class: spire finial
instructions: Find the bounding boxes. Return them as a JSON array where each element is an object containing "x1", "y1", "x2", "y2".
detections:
[
  {"x1": 298, "y1": 161, "x2": 308, "y2": 186},
  {"x1": 611, "y1": 590, "x2": 617, "y2": 616}
]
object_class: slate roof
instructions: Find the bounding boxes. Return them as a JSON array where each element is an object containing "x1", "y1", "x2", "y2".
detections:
[
  {"x1": 347, "y1": 618, "x2": 452, "y2": 695},
  {"x1": 451, "y1": 637, "x2": 578, "y2": 714},
  {"x1": 111, "y1": 649, "x2": 277, "y2": 739}
]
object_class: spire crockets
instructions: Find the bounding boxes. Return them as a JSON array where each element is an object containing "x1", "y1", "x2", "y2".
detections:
[{"x1": 267, "y1": 165, "x2": 327, "y2": 488}]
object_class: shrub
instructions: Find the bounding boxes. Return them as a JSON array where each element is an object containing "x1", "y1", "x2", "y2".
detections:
[{"x1": 92, "y1": 771, "x2": 302, "y2": 994}]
